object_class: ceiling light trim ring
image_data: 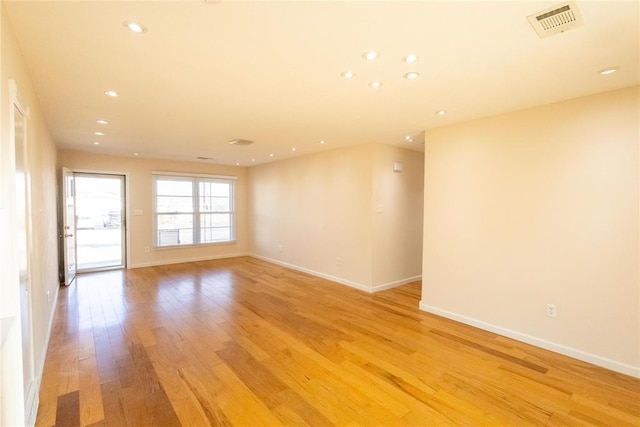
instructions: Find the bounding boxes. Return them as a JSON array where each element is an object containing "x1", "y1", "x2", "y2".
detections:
[{"x1": 123, "y1": 20, "x2": 148, "y2": 34}]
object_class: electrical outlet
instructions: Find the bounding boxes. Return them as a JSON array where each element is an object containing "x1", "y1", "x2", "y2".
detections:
[
  {"x1": 336, "y1": 257, "x2": 343, "y2": 267},
  {"x1": 546, "y1": 304, "x2": 557, "y2": 318},
  {"x1": 145, "y1": 246, "x2": 150, "y2": 253}
]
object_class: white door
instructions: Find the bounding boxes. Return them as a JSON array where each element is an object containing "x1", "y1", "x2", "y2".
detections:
[
  {"x1": 14, "y1": 102, "x2": 34, "y2": 403},
  {"x1": 62, "y1": 167, "x2": 77, "y2": 286}
]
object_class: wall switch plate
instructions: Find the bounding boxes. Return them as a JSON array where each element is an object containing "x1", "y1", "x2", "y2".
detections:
[{"x1": 546, "y1": 304, "x2": 557, "y2": 317}]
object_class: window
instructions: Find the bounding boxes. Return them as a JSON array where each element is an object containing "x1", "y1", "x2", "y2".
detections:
[{"x1": 153, "y1": 173, "x2": 235, "y2": 247}]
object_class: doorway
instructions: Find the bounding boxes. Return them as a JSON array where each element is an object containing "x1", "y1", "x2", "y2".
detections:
[
  {"x1": 11, "y1": 83, "x2": 35, "y2": 420},
  {"x1": 74, "y1": 173, "x2": 126, "y2": 271}
]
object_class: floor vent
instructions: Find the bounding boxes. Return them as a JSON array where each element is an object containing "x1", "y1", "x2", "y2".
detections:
[
  {"x1": 228, "y1": 139, "x2": 255, "y2": 146},
  {"x1": 527, "y1": 1, "x2": 583, "y2": 38}
]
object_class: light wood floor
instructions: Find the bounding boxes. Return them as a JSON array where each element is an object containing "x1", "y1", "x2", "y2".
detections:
[{"x1": 36, "y1": 257, "x2": 639, "y2": 426}]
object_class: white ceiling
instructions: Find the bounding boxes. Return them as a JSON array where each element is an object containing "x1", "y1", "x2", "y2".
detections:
[{"x1": 5, "y1": 0, "x2": 639, "y2": 166}]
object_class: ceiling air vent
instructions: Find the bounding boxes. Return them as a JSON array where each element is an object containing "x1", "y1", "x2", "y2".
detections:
[
  {"x1": 228, "y1": 138, "x2": 255, "y2": 146},
  {"x1": 527, "y1": 1, "x2": 583, "y2": 38}
]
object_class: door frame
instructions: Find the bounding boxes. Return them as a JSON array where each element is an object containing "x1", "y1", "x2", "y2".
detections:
[
  {"x1": 6, "y1": 79, "x2": 37, "y2": 425},
  {"x1": 61, "y1": 167, "x2": 77, "y2": 286},
  {"x1": 65, "y1": 168, "x2": 131, "y2": 270}
]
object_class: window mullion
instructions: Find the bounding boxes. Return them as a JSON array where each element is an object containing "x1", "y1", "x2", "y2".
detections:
[{"x1": 193, "y1": 178, "x2": 199, "y2": 244}]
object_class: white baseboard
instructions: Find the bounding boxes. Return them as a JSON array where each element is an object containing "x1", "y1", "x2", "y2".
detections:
[
  {"x1": 372, "y1": 275, "x2": 422, "y2": 292},
  {"x1": 28, "y1": 281, "x2": 59, "y2": 427},
  {"x1": 128, "y1": 252, "x2": 249, "y2": 269},
  {"x1": 250, "y1": 254, "x2": 420, "y2": 294},
  {"x1": 419, "y1": 302, "x2": 640, "y2": 379}
]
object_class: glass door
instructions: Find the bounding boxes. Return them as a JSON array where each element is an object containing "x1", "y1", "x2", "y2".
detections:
[{"x1": 74, "y1": 173, "x2": 126, "y2": 271}]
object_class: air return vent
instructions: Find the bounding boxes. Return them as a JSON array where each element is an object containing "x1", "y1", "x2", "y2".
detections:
[
  {"x1": 527, "y1": 1, "x2": 583, "y2": 38},
  {"x1": 228, "y1": 139, "x2": 254, "y2": 146}
]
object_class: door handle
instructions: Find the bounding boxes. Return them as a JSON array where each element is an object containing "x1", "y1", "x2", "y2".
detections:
[{"x1": 64, "y1": 234, "x2": 74, "y2": 238}]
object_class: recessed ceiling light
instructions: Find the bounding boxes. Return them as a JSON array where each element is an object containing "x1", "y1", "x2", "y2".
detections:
[
  {"x1": 96, "y1": 119, "x2": 108, "y2": 125},
  {"x1": 269, "y1": 153, "x2": 274, "y2": 157},
  {"x1": 94, "y1": 131, "x2": 104, "y2": 136},
  {"x1": 403, "y1": 72, "x2": 420, "y2": 80},
  {"x1": 133, "y1": 152, "x2": 139, "y2": 156},
  {"x1": 436, "y1": 110, "x2": 447, "y2": 116},
  {"x1": 369, "y1": 81, "x2": 382, "y2": 88},
  {"x1": 235, "y1": 162, "x2": 240, "y2": 166},
  {"x1": 319, "y1": 140, "x2": 325, "y2": 144},
  {"x1": 123, "y1": 20, "x2": 147, "y2": 34},
  {"x1": 93, "y1": 141, "x2": 100, "y2": 145},
  {"x1": 251, "y1": 158, "x2": 256, "y2": 162},
  {"x1": 341, "y1": 71, "x2": 355, "y2": 79},
  {"x1": 105, "y1": 90, "x2": 118, "y2": 97},
  {"x1": 403, "y1": 54, "x2": 418, "y2": 63},
  {"x1": 599, "y1": 67, "x2": 619, "y2": 75},
  {"x1": 291, "y1": 147, "x2": 296, "y2": 152},
  {"x1": 362, "y1": 51, "x2": 378, "y2": 61},
  {"x1": 405, "y1": 135, "x2": 412, "y2": 141}
]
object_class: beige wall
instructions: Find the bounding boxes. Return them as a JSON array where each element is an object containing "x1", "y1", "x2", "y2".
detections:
[
  {"x1": 371, "y1": 144, "x2": 424, "y2": 287},
  {"x1": 421, "y1": 86, "x2": 640, "y2": 376},
  {"x1": 249, "y1": 143, "x2": 424, "y2": 291},
  {"x1": 1, "y1": 2, "x2": 60, "y2": 424},
  {"x1": 57, "y1": 150, "x2": 250, "y2": 267}
]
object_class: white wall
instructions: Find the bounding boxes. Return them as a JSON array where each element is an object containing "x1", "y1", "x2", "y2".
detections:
[
  {"x1": 1, "y1": 2, "x2": 60, "y2": 424},
  {"x1": 249, "y1": 143, "x2": 424, "y2": 291},
  {"x1": 421, "y1": 86, "x2": 639, "y2": 377},
  {"x1": 57, "y1": 150, "x2": 251, "y2": 268}
]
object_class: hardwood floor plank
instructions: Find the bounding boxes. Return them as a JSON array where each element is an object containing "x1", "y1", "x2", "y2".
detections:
[
  {"x1": 99, "y1": 380, "x2": 128, "y2": 427},
  {"x1": 34, "y1": 257, "x2": 640, "y2": 426},
  {"x1": 430, "y1": 328, "x2": 549, "y2": 373},
  {"x1": 55, "y1": 390, "x2": 80, "y2": 427},
  {"x1": 212, "y1": 363, "x2": 284, "y2": 426},
  {"x1": 78, "y1": 355, "x2": 104, "y2": 426},
  {"x1": 176, "y1": 367, "x2": 233, "y2": 426}
]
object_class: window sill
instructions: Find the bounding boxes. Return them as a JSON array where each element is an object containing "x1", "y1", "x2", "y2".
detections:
[{"x1": 153, "y1": 240, "x2": 237, "y2": 251}]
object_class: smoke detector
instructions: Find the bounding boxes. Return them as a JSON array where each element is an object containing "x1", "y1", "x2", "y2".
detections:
[
  {"x1": 527, "y1": 1, "x2": 583, "y2": 38},
  {"x1": 228, "y1": 139, "x2": 255, "y2": 146}
]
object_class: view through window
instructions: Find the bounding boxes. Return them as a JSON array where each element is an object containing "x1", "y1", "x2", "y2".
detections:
[{"x1": 154, "y1": 173, "x2": 235, "y2": 247}]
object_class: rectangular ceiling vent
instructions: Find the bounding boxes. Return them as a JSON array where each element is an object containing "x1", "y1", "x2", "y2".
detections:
[
  {"x1": 228, "y1": 138, "x2": 255, "y2": 146},
  {"x1": 527, "y1": 1, "x2": 583, "y2": 38}
]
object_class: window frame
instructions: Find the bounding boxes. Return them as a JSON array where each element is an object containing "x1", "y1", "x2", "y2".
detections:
[{"x1": 152, "y1": 171, "x2": 236, "y2": 248}]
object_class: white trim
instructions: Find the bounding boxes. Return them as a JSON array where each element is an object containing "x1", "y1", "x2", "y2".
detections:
[
  {"x1": 419, "y1": 302, "x2": 640, "y2": 379},
  {"x1": 372, "y1": 275, "x2": 422, "y2": 292},
  {"x1": 152, "y1": 174, "x2": 236, "y2": 248},
  {"x1": 128, "y1": 252, "x2": 249, "y2": 269},
  {"x1": 250, "y1": 254, "x2": 420, "y2": 294},
  {"x1": 251, "y1": 254, "x2": 371, "y2": 291},
  {"x1": 152, "y1": 170, "x2": 237, "y2": 180},
  {"x1": 61, "y1": 169, "x2": 131, "y2": 271},
  {"x1": 10, "y1": 79, "x2": 38, "y2": 425},
  {"x1": 71, "y1": 171, "x2": 129, "y2": 271},
  {"x1": 27, "y1": 282, "x2": 59, "y2": 427},
  {"x1": 67, "y1": 168, "x2": 128, "y2": 176}
]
